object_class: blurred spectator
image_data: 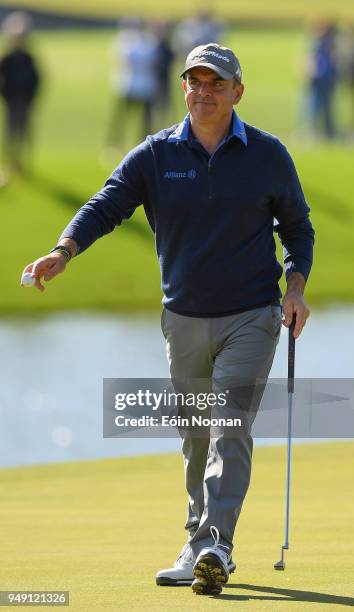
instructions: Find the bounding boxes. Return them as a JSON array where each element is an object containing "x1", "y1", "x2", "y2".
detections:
[
  {"x1": 305, "y1": 20, "x2": 338, "y2": 139},
  {"x1": 337, "y1": 26, "x2": 354, "y2": 132},
  {"x1": 0, "y1": 11, "x2": 40, "y2": 173},
  {"x1": 153, "y1": 22, "x2": 175, "y2": 124},
  {"x1": 348, "y1": 29, "x2": 354, "y2": 131},
  {"x1": 173, "y1": 11, "x2": 225, "y2": 56},
  {"x1": 107, "y1": 18, "x2": 160, "y2": 152}
]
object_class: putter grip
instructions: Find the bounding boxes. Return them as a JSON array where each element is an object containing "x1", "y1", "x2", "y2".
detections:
[{"x1": 288, "y1": 317, "x2": 296, "y2": 393}]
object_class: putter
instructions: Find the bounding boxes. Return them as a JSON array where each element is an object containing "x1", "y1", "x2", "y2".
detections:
[{"x1": 274, "y1": 314, "x2": 296, "y2": 571}]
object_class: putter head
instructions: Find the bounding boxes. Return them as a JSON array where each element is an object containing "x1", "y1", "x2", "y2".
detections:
[{"x1": 274, "y1": 559, "x2": 285, "y2": 571}]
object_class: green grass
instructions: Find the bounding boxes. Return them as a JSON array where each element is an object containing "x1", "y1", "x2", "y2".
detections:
[
  {"x1": 1, "y1": 28, "x2": 353, "y2": 313},
  {"x1": 0, "y1": 442, "x2": 353, "y2": 611},
  {"x1": 2, "y1": 0, "x2": 354, "y2": 22}
]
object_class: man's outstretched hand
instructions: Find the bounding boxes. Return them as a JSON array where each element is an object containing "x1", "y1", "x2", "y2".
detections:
[
  {"x1": 282, "y1": 272, "x2": 310, "y2": 339},
  {"x1": 21, "y1": 238, "x2": 77, "y2": 292},
  {"x1": 21, "y1": 253, "x2": 67, "y2": 292}
]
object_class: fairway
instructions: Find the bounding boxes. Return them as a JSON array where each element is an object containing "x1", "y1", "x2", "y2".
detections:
[
  {"x1": 1, "y1": 28, "x2": 353, "y2": 313},
  {"x1": 0, "y1": 442, "x2": 353, "y2": 611}
]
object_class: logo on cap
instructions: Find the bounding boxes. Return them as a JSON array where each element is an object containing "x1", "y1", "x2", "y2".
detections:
[{"x1": 199, "y1": 50, "x2": 231, "y2": 63}]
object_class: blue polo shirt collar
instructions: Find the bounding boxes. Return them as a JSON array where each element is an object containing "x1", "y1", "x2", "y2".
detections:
[{"x1": 167, "y1": 111, "x2": 248, "y2": 146}]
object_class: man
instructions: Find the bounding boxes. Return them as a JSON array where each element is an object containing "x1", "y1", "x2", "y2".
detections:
[{"x1": 22, "y1": 44, "x2": 314, "y2": 596}]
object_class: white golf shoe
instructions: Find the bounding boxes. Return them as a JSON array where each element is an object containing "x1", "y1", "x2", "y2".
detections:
[
  {"x1": 192, "y1": 526, "x2": 231, "y2": 595},
  {"x1": 156, "y1": 541, "x2": 236, "y2": 586}
]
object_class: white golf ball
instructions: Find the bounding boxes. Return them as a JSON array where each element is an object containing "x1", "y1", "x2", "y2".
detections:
[{"x1": 21, "y1": 272, "x2": 35, "y2": 287}]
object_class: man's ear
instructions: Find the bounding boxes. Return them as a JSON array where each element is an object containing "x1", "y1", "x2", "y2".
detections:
[
  {"x1": 182, "y1": 78, "x2": 187, "y2": 93},
  {"x1": 233, "y1": 83, "x2": 244, "y2": 105}
]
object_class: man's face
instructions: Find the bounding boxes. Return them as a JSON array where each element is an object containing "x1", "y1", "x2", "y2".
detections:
[{"x1": 182, "y1": 67, "x2": 244, "y2": 125}]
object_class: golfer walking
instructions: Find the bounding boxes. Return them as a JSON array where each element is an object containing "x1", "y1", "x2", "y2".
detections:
[{"x1": 22, "y1": 44, "x2": 314, "y2": 596}]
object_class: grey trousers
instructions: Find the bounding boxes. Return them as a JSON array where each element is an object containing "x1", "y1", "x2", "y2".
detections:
[{"x1": 161, "y1": 304, "x2": 282, "y2": 557}]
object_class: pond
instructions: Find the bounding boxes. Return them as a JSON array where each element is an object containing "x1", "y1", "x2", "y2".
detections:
[{"x1": 0, "y1": 307, "x2": 353, "y2": 468}]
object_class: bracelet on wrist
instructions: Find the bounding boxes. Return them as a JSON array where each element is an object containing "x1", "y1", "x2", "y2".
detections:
[{"x1": 49, "y1": 245, "x2": 72, "y2": 262}]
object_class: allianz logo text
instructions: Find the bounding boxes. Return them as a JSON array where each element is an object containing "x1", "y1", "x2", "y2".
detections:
[{"x1": 164, "y1": 169, "x2": 197, "y2": 179}]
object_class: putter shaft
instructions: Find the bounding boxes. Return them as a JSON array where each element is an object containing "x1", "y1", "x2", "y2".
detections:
[{"x1": 274, "y1": 319, "x2": 295, "y2": 571}]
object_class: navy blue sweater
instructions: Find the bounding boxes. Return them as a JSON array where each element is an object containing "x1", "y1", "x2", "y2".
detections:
[{"x1": 61, "y1": 112, "x2": 314, "y2": 317}]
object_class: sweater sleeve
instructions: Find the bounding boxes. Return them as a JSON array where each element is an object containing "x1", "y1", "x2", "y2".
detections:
[
  {"x1": 270, "y1": 142, "x2": 315, "y2": 281},
  {"x1": 59, "y1": 141, "x2": 149, "y2": 254}
]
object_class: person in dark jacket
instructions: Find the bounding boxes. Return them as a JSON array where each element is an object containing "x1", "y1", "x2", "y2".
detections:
[
  {"x1": 0, "y1": 12, "x2": 40, "y2": 172},
  {"x1": 22, "y1": 44, "x2": 314, "y2": 597}
]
